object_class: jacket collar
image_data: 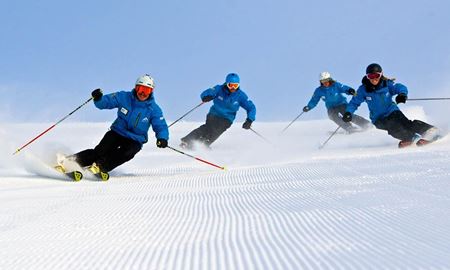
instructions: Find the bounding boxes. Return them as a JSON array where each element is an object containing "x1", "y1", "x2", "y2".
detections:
[
  {"x1": 132, "y1": 89, "x2": 154, "y2": 105},
  {"x1": 362, "y1": 76, "x2": 387, "y2": 93}
]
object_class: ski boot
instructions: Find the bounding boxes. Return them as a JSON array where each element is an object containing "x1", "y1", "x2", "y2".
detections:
[
  {"x1": 398, "y1": 133, "x2": 422, "y2": 148},
  {"x1": 88, "y1": 163, "x2": 110, "y2": 181},
  {"x1": 55, "y1": 154, "x2": 83, "y2": 181},
  {"x1": 54, "y1": 164, "x2": 83, "y2": 181},
  {"x1": 416, "y1": 139, "x2": 432, "y2": 147},
  {"x1": 418, "y1": 127, "x2": 441, "y2": 146},
  {"x1": 398, "y1": 140, "x2": 414, "y2": 148},
  {"x1": 180, "y1": 140, "x2": 193, "y2": 150}
]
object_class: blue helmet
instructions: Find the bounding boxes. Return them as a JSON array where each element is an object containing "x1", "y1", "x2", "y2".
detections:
[{"x1": 225, "y1": 73, "x2": 240, "y2": 84}]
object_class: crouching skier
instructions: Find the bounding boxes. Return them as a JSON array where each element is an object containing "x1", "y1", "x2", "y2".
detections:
[
  {"x1": 180, "y1": 73, "x2": 256, "y2": 149},
  {"x1": 343, "y1": 63, "x2": 439, "y2": 148},
  {"x1": 66, "y1": 74, "x2": 169, "y2": 180},
  {"x1": 303, "y1": 71, "x2": 371, "y2": 133}
]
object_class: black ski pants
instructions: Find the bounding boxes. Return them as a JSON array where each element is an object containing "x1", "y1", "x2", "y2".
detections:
[
  {"x1": 181, "y1": 114, "x2": 232, "y2": 147},
  {"x1": 328, "y1": 104, "x2": 371, "y2": 131},
  {"x1": 374, "y1": 110, "x2": 434, "y2": 141},
  {"x1": 74, "y1": 130, "x2": 142, "y2": 172}
]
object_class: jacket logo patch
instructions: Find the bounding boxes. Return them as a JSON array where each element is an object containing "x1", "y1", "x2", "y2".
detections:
[
  {"x1": 366, "y1": 97, "x2": 372, "y2": 101},
  {"x1": 159, "y1": 117, "x2": 164, "y2": 120},
  {"x1": 120, "y1": 107, "x2": 128, "y2": 115},
  {"x1": 218, "y1": 96, "x2": 224, "y2": 101},
  {"x1": 142, "y1": 117, "x2": 149, "y2": 123},
  {"x1": 233, "y1": 101, "x2": 239, "y2": 105}
]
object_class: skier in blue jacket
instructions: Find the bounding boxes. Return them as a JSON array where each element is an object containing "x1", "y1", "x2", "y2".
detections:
[
  {"x1": 180, "y1": 73, "x2": 256, "y2": 149},
  {"x1": 343, "y1": 63, "x2": 438, "y2": 148},
  {"x1": 303, "y1": 72, "x2": 371, "y2": 132},
  {"x1": 72, "y1": 74, "x2": 169, "y2": 172}
]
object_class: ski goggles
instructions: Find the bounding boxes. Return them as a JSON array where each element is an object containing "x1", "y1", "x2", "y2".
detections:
[
  {"x1": 227, "y1": 83, "x2": 239, "y2": 90},
  {"x1": 366, "y1": 72, "x2": 382, "y2": 80},
  {"x1": 135, "y1": 85, "x2": 153, "y2": 96}
]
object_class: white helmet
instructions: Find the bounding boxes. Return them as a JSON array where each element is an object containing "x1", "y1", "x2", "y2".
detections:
[
  {"x1": 136, "y1": 74, "x2": 155, "y2": 88},
  {"x1": 319, "y1": 71, "x2": 332, "y2": 82}
]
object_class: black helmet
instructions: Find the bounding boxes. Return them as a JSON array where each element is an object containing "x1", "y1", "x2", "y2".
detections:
[{"x1": 366, "y1": 63, "x2": 382, "y2": 74}]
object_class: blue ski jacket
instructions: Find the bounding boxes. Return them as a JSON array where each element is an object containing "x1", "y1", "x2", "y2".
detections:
[
  {"x1": 346, "y1": 77, "x2": 408, "y2": 123},
  {"x1": 94, "y1": 90, "x2": 169, "y2": 145},
  {"x1": 306, "y1": 81, "x2": 354, "y2": 110},
  {"x1": 201, "y1": 84, "x2": 256, "y2": 123}
]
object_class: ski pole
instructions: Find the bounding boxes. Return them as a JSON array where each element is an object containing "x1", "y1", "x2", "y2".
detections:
[
  {"x1": 169, "y1": 102, "x2": 205, "y2": 128},
  {"x1": 319, "y1": 126, "x2": 341, "y2": 150},
  {"x1": 280, "y1": 111, "x2": 305, "y2": 134},
  {"x1": 167, "y1": 146, "x2": 226, "y2": 170},
  {"x1": 407, "y1": 97, "x2": 450, "y2": 101},
  {"x1": 250, "y1": 128, "x2": 274, "y2": 146},
  {"x1": 13, "y1": 97, "x2": 93, "y2": 155}
]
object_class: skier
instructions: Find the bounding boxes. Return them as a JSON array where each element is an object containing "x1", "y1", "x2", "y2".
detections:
[
  {"x1": 180, "y1": 73, "x2": 256, "y2": 149},
  {"x1": 342, "y1": 63, "x2": 439, "y2": 148},
  {"x1": 67, "y1": 74, "x2": 169, "y2": 178},
  {"x1": 303, "y1": 71, "x2": 371, "y2": 133}
]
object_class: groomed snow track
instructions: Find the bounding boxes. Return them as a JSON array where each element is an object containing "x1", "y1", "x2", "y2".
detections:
[{"x1": 1, "y1": 121, "x2": 450, "y2": 269}]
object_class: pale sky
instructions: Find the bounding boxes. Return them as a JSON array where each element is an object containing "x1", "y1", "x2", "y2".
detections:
[{"x1": 1, "y1": 0, "x2": 449, "y2": 123}]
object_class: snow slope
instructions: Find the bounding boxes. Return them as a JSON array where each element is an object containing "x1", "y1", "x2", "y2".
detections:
[{"x1": 1, "y1": 108, "x2": 450, "y2": 269}]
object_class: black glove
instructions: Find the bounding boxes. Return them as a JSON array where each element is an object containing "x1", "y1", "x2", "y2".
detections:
[
  {"x1": 342, "y1": 112, "x2": 352, "y2": 122},
  {"x1": 242, "y1": 119, "x2": 253, "y2": 130},
  {"x1": 348, "y1": 88, "x2": 356, "y2": 96},
  {"x1": 202, "y1": 96, "x2": 214, "y2": 102},
  {"x1": 395, "y1": 93, "x2": 407, "y2": 104},
  {"x1": 91, "y1": 88, "x2": 103, "y2": 101},
  {"x1": 303, "y1": 106, "x2": 310, "y2": 112},
  {"x1": 156, "y1": 138, "x2": 168, "y2": 148}
]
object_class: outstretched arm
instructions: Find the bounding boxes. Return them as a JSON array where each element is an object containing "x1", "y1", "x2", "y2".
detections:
[
  {"x1": 388, "y1": 81, "x2": 408, "y2": 96},
  {"x1": 239, "y1": 93, "x2": 256, "y2": 121},
  {"x1": 345, "y1": 87, "x2": 365, "y2": 114},
  {"x1": 200, "y1": 85, "x2": 220, "y2": 101},
  {"x1": 94, "y1": 91, "x2": 122, "y2": 110},
  {"x1": 335, "y1": 82, "x2": 355, "y2": 96},
  {"x1": 306, "y1": 89, "x2": 322, "y2": 110}
]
